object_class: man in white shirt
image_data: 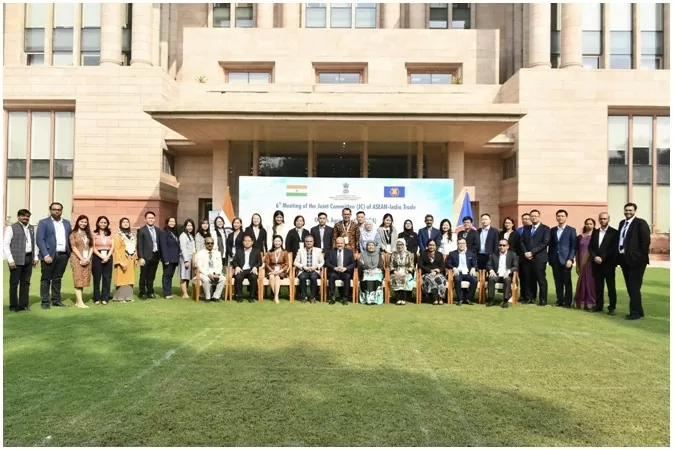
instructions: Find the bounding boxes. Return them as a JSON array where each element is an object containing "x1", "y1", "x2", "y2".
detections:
[
  {"x1": 486, "y1": 239, "x2": 519, "y2": 308},
  {"x1": 195, "y1": 237, "x2": 226, "y2": 302},
  {"x1": 233, "y1": 234, "x2": 262, "y2": 302},
  {"x1": 445, "y1": 238, "x2": 478, "y2": 305},
  {"x1": 294, "y1": 235, "x2": 324, "y2": 303},
  {"x1": 4, "y1": 209, "x2": 39, "y2": 311},
  {"x1": 588, "y1": 212, "x2": 619, "y2": 314},
  {"x1": 36, "y1": 202, "x2": 72, "y2": 309}
]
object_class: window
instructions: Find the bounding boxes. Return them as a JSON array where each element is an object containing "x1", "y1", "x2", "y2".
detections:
[
  {"x1": 656, "y1": 117, "x2": 670, "y2": 232},
  {"x1": 53, "y1": 3, "x2": 75, "y2": 66},
  {"x1": 610, "y1": 3, "x2": 632, "y2": 69},
  {"x1": 226, "y1": 71, "x2": 271, "y2": 84},
  {"x1": 640, "y1": 3, "x2": 664, "y2": 69},
  {"x1": 550, "y1": 3, "x2": 561, "y2": 67},
  {"x1": 306, "y1": 3, "x2": 327, "y2": 28},
  {"x1": 122, "y1": 3, "x2": 132, "y2": 65},
  {"x1": 429, "y1": 3, "x2": 449, "y2": 29},
  {"x1": 315, "y1": 63, "x2": 366, "y2": 84},
  {"x1": 355, "y1": 3, "x2": 376, "y2": 28},
  {"x1": 409, "y1": 72, "x2": 452, "y2": 84},
  {"x1": 235, "y1": 3, "x2": 254, "y2": 27},
  {"x1": 582, "y1": 3, "x2": 602, "y2": 69},
  {"x1": 330, "y1": 3, "x2": 352, "y2": 28},
  {"x1": 162, "y1": 150, "x2": 175, "y2": 176},
  {"x1": 25, "y1": 4, "x2": 46, "y2": 65},
  {"x1": 608, "y1": 116, "x2": 628, "y2": 166},
  {"x1": 317, "y1": 72, "x2": 361, "y2": 84},
  {"x1": 406, "y1": 64, "x2": 460, "y2": 84},
  {"x1": 656, "y1": 116, "x2": 669, "y2": 166},
  {"x1": 452, "y1": 4, "x2": 471, "y2": 29},
  {"x1": 502, "y1": 154, "x2": 517, "y2": 180},
  {"x1": 81, "y1": 3, "x2": 101, "y2": 66},
  {"x1": 213, "y1": 3, "x2": 231, "y2": 27},
  {"x1": 221, "y1": 62, "x2": 274, "y2": 84}
]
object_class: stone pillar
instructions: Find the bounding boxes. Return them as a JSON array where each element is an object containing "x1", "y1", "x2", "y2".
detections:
[
  {"x1": 307, "y1": 141, "x2": 314, "y2": 177},
  {"x1": 361, "y1": 142, "x2": 369, "y2": 177},
  {"x1": 252, "y1": 141, "x2": 260, "y2": 176},
  {"x1": 212, "y1": 143, "x2": 230, "y2": 211},
  {"x1": 44, "y1": 4, "x2": 54, "y2": 66},
  {"x1": 131, "y1": 2, "x2": 153, "y2": 66},
  {"x1": 382, "y1": 3, "x2": 401, "y2": 28},
  {"x1": 257, "y1": 3, "x2": 275, "y2": 28},
  {"x1": 159, "y1": 3, "x2": 169, "y2": 71},
  {"x1": 100, "y1": 3, "x2": 122, "y2": 66},
  {"x1": 633, "y1": 4, "x2": 641, "y2": 69},
  {"x1": 560, "y1": 3, "x2": 583, "y2": 69},
  {"x1": 72, "y1": 4, "x2": 82, "y2": 66},
  {"x1": 416, "y1": 142, "x2": 424, "y2": 178},
  {"x1": 152, "y1": 3, "x2": 161, "y2": 66},
  {"x1": 282, "y1": 3, "x2": 301, "y2": 28},
  {"x1": 528, "y1": 3, "x2": 551, "y2": 68},
  {"x1": 4, "y1": 4, "x2": 25, "y2": 66},
  {"x1": 664, "y1": 4, "x2": 671, "y2": 70},
  {"x1": 601, "y1": 3, "x2": 611, "y2": 68},
  {"x1": 447, "y1": 146, "x2": 465, "y2": 211},
  {"x1": 408, "y1": 4, "x2": 426, "y2": 29}
]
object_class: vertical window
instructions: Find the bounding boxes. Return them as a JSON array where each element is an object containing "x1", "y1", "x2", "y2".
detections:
[
  {"x1": 162, "y1": 150, "x2": 175, "y2": 176},
  {"x1": 355, "y1": 3, "x2": 376, "y2": 28},
  {"x1": 54, "y1": 112, "x2": 74, "y2": 222},
  {"x1": 30, "y1": 112, "x2": 51, "y2": 223},
  {"x1": 306, "y1": 3, "x2": 327, "y2": 28},
  {"x1": 640, "y1": 3, "x2": 664, "y2": 69},
  {"x1": 656, "y1": 117, "x2": 670, "y2": 232},
  {"x1": 610, "y1": 3, "x2": 632, "y2": 69},
  {"x1": 330, "y1": 3, "x2": 352, "y2": 28},
  {"x1": 6, "y1": 113, "x2": 28, "y2": 224},
  {"x1": 213, "y1": 3, "x2": 231, "y2": 27},
  {"x1": 81, "y1": 3, "x2": 101, "y2": 66},
  {"x1": 550, "y1": 4, "x2": 561, "y2": 67},
  {"x1": 24, "y1": 4, "x2": 46, "y2": 66},
  {"x1": 235, "y1": 3, "x2": 254, "y2": 27},
  {"x1": 581, "y1": 3, "x2": 602, "y2": 68},
  {"x1": 122, "y1": 3, "x2": 132, "y2": 65},
  {"x1": 452, "y1": 4, "x2": 471, "y2": 29},
  {"x1": 429, "y1": 4, "x2": 449, "y2": 29},
  {"x1": 53, "y1": 3, "x2": 75, "y2": 66}
]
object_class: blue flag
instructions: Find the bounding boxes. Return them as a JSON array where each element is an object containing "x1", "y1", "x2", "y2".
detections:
[
  {"x1": 384, "y1": 186, "x2": 405, "y2": 198},
  {"x1": 455, "y1": 192, "x2": 475, "y2": 233}
]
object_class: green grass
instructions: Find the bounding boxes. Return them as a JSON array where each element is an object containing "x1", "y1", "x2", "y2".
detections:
[{"x1": 3, "y1": 265, "x2": 670, "y2": 446}]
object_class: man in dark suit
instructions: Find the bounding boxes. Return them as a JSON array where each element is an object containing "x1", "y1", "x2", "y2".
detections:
[
  {"x1": 486, "y1": 239, "x2": 519, "y2": 308},
  {"x1": 36, "y1": 202, "x2": 72, "y2": 309},
  {"x1": 617, "y1": 203, "x2": 651, "y2": 320},
  {"x1": 325, "y1": 237, "x2": 355, "y2": 305},
  {"x1": 589, "y1": 212, "x2": 619, "y2": 315},
  {"x1": 445, "y1": 238, "x2": 478, "y2": 305},
  {"x1": 418, "y1": 214, "x2": 441, "y2": 252},
  {"x1": 457, "y1": 216, "x2": 479, "y2": 256},
  {"x1": 520, "y1": 209, "x2": 551, "y2": 306},
  {"x1": 548, "y1": 209, "x2": 577, "y2": 307},
  {"x1": 233, "y1": 234, "x2": 262, "y2": 302},
  {"x1": 516, "y1": 213, "x2": 534, "y2": 300},
  {"x1": 137, "y1": 211, "x2": 162, "y2": 300},
  {"x1": 310, "y1": 212, "x2": 333, "y2": 252},
  {"x1": 476, "y1": 213, "x2": 500, "y2": 270},
  {"x1": 4, "y1": 209, "x2": 39, "y2": 312}
]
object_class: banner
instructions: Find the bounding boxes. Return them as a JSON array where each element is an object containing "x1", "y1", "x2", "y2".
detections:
[{"x1": 238, "y1": 176, "x2": 454, "y2": 230}]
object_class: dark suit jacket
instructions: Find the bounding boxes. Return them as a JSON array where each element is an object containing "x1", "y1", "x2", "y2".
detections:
[
  {"x1": 418, "y1": 227, "x2": 441, "y2": 252},
  {"x1": 499, "y1": 229, "x2": 521, "y2": 255},
  {"x1": 457, "y1": 229, "x2": 479, "y2": 254},
  {"x1": 475, "y1": 227, "x2": 500, "y2": 255},
  {"x1": 36, "y1": 217, "x2": 72, "y2": 259},
  {"x1": 159, "y1": 229, "x2": 180, "y2": 264},
  {"x1": 617, "y1": 217, "x2": 651, "y2": 267},
  {"x1": 486, "y1": 250, "x2": 519, "y2": 274},
  {"x1": 137, "y1": 225, "x2": 162, "y2": 261},
  {"x1": 548, "y1": 225, "x2": 577, "y2": 265},
  {"x1": 588, "y1": 226, "x2": 618, "y2": 267},
  {"x1": 520, "y1": 223, "x2": 551, "y2": 263},
  {"x1": 285, "y1": 228, "x2": 310, "y2": 257},
  {"x1": 445, "y1": 250, "x2": 478, "y2": 272},
  {"x1": 232, "y1": 248, "x2": 263, "y2": 270},
  {"x1": 324, "y1": 248, "x2": 355, "y2": 275},
  {"x1": 418, "y1": 251, "x2": 444, "y2": 274},
  {"x1": 244, "y1": 226, "x2": 267, "y2": 253},
  {"x1": 310, "y1": 225, "x2": 333, "y2": 251},
  {"x1": 226, "y1": 230, "x2": 245, "y2": 258}
]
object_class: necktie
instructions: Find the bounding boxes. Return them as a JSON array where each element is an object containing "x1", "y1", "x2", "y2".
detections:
[
  {"x1": 621, "y1": 222, "x2": 629, "y2": 240},
  {"x1": 531, "y1": 226, "x2": 537, "y2": 236}
]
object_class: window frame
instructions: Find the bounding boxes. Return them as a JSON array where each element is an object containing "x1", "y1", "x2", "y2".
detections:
[
  {"x1": 405, "y1": 63, "x2": 462, "y2": 85},
  {"x1": 428, "y1": 3, "x2": 449, "y2": 29},
  {"x1": 220, "y1": 61, "x2": 275, "y2": 84},
  {"x1": 313, "y1": 63, "x2": 368, "y2": 84}
]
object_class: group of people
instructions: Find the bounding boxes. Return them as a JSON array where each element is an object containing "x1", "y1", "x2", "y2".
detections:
[{"x1": 4, "y1": 202, "x2": 651, "y2": 320}]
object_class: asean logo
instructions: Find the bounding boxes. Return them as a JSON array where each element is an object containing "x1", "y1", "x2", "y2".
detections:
[{"x1": 389, "y1": 187, "x2": 400, "y2": 197}]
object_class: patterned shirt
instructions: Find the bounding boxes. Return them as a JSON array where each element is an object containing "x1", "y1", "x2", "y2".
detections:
[{"x1": 331, "y1": 220, "x2": 360, "y2": 251}]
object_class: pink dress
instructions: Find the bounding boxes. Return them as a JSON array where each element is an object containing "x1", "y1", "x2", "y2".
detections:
[{"x1": 574, "y1": 234, "x2": 596, "y2": 309}]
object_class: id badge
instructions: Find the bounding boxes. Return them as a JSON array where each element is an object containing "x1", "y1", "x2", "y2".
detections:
[
  {"x1": 83, "y1": 250, "x2": 90, "y2": 259},
  {"x1": 344, "y1": 237, "x2": 349, "y2": 244},
  {"x1": 100, "y1": 250, "x2": 109, "y2": 257}
]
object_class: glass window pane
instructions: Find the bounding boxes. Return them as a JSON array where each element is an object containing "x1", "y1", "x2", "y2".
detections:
[
  {"x1": 318, "y1": 73, "x2": 340, "y2": 84},
  {"x1": 355, "y1": 6, "x2": 376, "y2": 28},
  {"x1": 607, "y1": 185, "x2": 628, "y2": 227},
  {"x1": 248, "y1": 72, "x2": 270, "y2": 84},
  {"x1": 633, "y1": 116, "x2": 653, "y2": 166},
  {"x1": 81, "y1": 52, "x2": 100, "y2": 66},
  {"x1": 54, "y1": 3, "x2": 76, "y2": 27},
  {"x1": 25, "y1": 3, "x2": 47, "y2": 27},
  {"x1": 610, "y1": 3, "x2": 632, "y2": 31},
  {"x1": 331, "y1": 7, "x2": 352, "y2": 28},
  {"x1": 122, "y1": 28, "x2": 131, "y2": 51},
  {"x1": 7, "y1": 159, "x2": 27, "y2": 178},
  {"x1": 235, "y1": 4, "x2": 253, "y2": 27},
  {"x1": 29, "y1": 179, "x2": 50, "y2": 225},
  {"x1": 641, "y1": 31, "x2": 664, "y2": 55},
  {"x1": 610, "y1": 31, "x2": 632, "y2": 54},
  {"x1": 583, "y1": 56, "x2": 599, "y2": 68},
  {"x1": 55, "y1": 112, "x2": 74, "y2": 159},
  {"x1": 24, "y1": 28, "x2": 45, "y2": 52},
  {"x1": 227, "y1": 72, "x2": 249, "y2": 84},
  {"x1": 31, "y1": 112, "x2": 51, "y2": 160},
  {"x1": 28, "y1": 53, "x2": 45, "y2": 66},
  {"x1": 656, "y1": 185, "x2": 670, "y2": 233},
  {"x1": 431, "y1": 73, "x2": 452, "y2": 84},
  {"x1": 53, "y1": 52, "x2": 74, "y2": 66},
  {"x1": 410, "y1": 73, "x2": 431, "y2": 84},
  {"x1": 582, "y1": 31, "x2": 601, "y2": 55},
  {"x1": 610, "y1": 55, "x2": 632, "y2": 69},
  {"x1": 641, "y1": 56, "x2": 662, "y2": 69},
  {"x1": 429, "y1": 6, "x2": 448, "y2": 28},
  {"x1": 339, "y1": 73, "x2": 360, "y2": 84},
  {"x1": 657, "y1": 116, "x2": 670, "y2": 166},
  {"x1": 81, "y1": 28, "x2": 101, "y2": 52},
  {"x1": 582, "y1": 3, "x2": 602, "y2": 31},
  {"x1": 82, "y1": 3, "x2": 101, "y2": 27},
  {"x1": 53, "y1": 28, "x2": 74, "y2": 51},
  {"x1": 306, "y1": 6, "x2": 327, "y2": 27},
  {"x1": 8, "y1": 112, "x2": 28, "y2": 159},
  {"x1": 53, "y1": 179, "x2": 73, "y2": 222},
  {"x1": 633, "y1": 185, "x2": 653, "y2": 228},
  {"x1": 54, "y1": 159, "x2": 74, "y2": 178},
  {"x1": 259, "y1": 155, "x2": 309, "y2": 177},
  {"x1": 608, "y1": 116, "x2": 628, "y2": 165},
  {"x1": 30, "y1": 160, "x2": 50, "y2": 178},
  {"x1": 551, "y1": 31, "x2": 561, "y2": 53},
  {"x1": 452, "y1": 4, "x2": 471, "y2": 29},
  {"x1": 6, "y1": 179, "x2": 27, "y2": 225},
  {"x1": 640, "y1": 3, "x2": 664, "y2": 31},
  {"x1": 213, "y1": 4, "x2": 231, "y2": 27}
]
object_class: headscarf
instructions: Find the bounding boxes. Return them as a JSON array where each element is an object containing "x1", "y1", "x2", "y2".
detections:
[
  {"x1": 401, "y1": 220, "x2": 416, "y2": 236},
  {"x1": 361, "y1": 240, "x2": 380, "y2": 270},
  {"x1": 360, "y1": 219, "x2": 377, "y2": 243},
  {"x1": 392, "y1": 238, "x2": 408, "y2": 267},
  {"x1": 394, "y1": 238, "x2": 407, "y2": 254}
]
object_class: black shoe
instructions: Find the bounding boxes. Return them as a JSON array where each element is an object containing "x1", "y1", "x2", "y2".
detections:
[
  {"x1": 464, "y1": 299, "x2": 473, "y2": 305},
  {"x1": 329, "y1": 299, "x2": 335, "y2": 305},
  {"x1": 310, "y1": 298, "x2": 317, "y2": 304},
  {"x1": 8, "y1": 306, "x2": 18, "y2": 312},
  {"x1": 52, "y1": 301, "x2": 68, "y2": 307},
  {"x1": 41, "y1": 303, "x2": 51, "y2": 310},
  {"x1": 563, "y1": 304, "x2": 571, "y2": 309},
  {"x1": 608, "y1": 309, "x2": 616, "y2": 316},
  {"x1": 342, "y1": 300, "x2": 348, "y2": 305},
  {"x1": 591, "y1": 306, "x2": 604, "y2": 313},
  {"x1": 456, "y1": 299, "x2": 463, "y2": 306},
  {"x1": 148, "y1": 293, "x2": 156, "y2": 299},
  {"x1": 501, "y1": 301, "x2": 509, "y2": 308},
  {"x1": 555, "y1": 301, "x2": 563, "y2": 307},
  {"x1": 248, "y1": 298, "x2": 255, "y2": 304},
  {"x1": 301, "y1": 298, "x2": 307, "y2": 304},
  {"x1": 139, "y1": 294, "x2": 148, "y2": 300},
  {"x1": 538, "y1": 301, "x2": 547, "y2": 306},
  {"x1": 212, "y1": 298, "x2": 221, "y2": 303},
  {"x1": 625, "y1": 314, "x2": 641, "y2": 320},
  {"x1": 17, "y1": 306, "x2": 30, "y2": 312},
  {"x1": 486, "y1": 300, "x2": 494, "y2": 307}
]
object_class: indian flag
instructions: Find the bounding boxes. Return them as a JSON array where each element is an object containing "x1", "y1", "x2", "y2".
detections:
[{"x1": 286, "y1": 184, "x2": 308, "y2": 197}]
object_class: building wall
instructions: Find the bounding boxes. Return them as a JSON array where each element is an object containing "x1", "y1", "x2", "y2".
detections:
[{"x1": 175, "y1": 153, "x2": 213, "y2": 220}]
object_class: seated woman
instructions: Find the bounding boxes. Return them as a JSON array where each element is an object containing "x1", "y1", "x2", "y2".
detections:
[
  {"x1": 389, "y1": 238, "x2": 416, "y2": 305},
  {"x1": 358, "y1": 240, "x2": 384, "y2": 305},
  {"x1": 263, "y1": 235, "x2": 290, "y2": 304},
  {"x1": 419, "y1": 240, "x2": 447, "y2": 305}
]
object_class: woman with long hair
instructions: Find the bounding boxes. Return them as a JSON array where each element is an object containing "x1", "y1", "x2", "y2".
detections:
[
  {"x1": 112, "y1": 217, "x2": 137, "y2": 302},
  {"x1": 178, "y1": 219, "x2": 196, "y2": 298},
  {"x1": 263, "y1": 235, "x2": 289, "y2": 303},
  {"x1": 160, "y1": 217, "x2": 180, "y2": 299},
  {"x1": 376, "y1": 213, "x2": 398, "y2": 255},
  {"x1": 268, "y1": 210, "x2": 285, "y2": 251},
  {"x1": 92, "y1": 216, "x2": 113, "y2": 305},
  {"x1": 212, "y1": 216, "x2": 228, "y2": 268},
  {"x1": 285, "y1": 215, "x2": 309, "y2": 256},
  {"x1": 69, "y1": 215, "x2": 93, "y2": 308},
  {"x1": 499, "y1": 216, "x2": 520, "y2": 253},
  {"x1": 226, "y1": 217, "x2": 245, "y2": 265},
  {"x1": 398, "y1": 219, "x2": 419, "y2": 255},
  {"x1": 438, "y1": 219, "x2": 456, "y2": 256},
  {"x1": 245, "y1": 213, "x2": 267, "y2": 253},
  {"x1": 574, "y1": 218, "x2": 597, "y2": 311},
  {"x1": 195, "y1": 218, "x2": 211, "y2": 252}
]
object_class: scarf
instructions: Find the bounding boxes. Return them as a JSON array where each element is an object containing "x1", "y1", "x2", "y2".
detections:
[
  {"x1": 360, "y1": 221, "x2": 377, "y2": 244},
  {"x1": 361, "y1": 241, "x2": 380, "y2": 270},
  {"x1": 392, "y1": 238, "x2": 408, "y2": 266},
  {"x1": 119, "y1": 229, "x2": 135, "y2": 255}
]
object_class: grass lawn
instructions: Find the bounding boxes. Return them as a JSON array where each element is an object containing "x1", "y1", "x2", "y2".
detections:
[{"x1": 3, "y1": 264, "x2": 670, "y2": 446}]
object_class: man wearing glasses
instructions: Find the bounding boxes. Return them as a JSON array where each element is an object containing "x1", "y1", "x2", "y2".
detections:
[
  {"x1": 195, "y1": 237, "x2": 226, "y2": 302},
  {"x1": 486, "y1": 239, "x2": 519, "y2": 308},
  {"x1": 36, "y1": 202, "x2": 72, "y2": 309}
]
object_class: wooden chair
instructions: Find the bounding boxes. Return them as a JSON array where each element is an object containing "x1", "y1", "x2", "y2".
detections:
[
  {"x1": 190, "y1": 254, "x2": 201, "y2": 303},
  {"x1": 258, "y1": 253, "x2": 295, "y2": 302},
  {"x1": 226, "y1": 265, "x2": 263, "y2": 301},
  {"x1": 384, "y1": 253, "x2": 419, "y2": 305},
  {"x1": 479, "y1": 271, "x2": 520, "y2": 306},
  {"x1": 446, "y1": 269, "x2": 485, "y2": 304},
  {"x1": 323, "y1": 268, "x2": 358, "y2": 303},
  {"x1": 415, "y1": 253, "x2": 447, "y2": 304},
  {"x1": 290, "y1": 257, "x2": 326, "y2": 302}
]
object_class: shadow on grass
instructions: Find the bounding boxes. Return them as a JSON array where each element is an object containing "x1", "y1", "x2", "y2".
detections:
[{"x1": 3, "y1": 313, "x2": 630, "y2": 447}]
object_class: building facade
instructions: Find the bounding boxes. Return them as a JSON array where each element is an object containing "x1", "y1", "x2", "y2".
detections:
[{"x1": 2, "y1": 3, "x2": 670, "y2": 250}]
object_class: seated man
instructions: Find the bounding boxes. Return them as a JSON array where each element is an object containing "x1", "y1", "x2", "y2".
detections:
[
  {"x1": 195, "y1": 236, "x2": 226, "y2": 302},
  {"x1": 445, "y1": 237, "x2": 478, "y2": 305},
  {"x1": 325, "y1": 237, "x2": 355, "y2": 305},
  {"x1": 486, "y1": 239, "x2": 519, "y2": 308},
  {"x1": 294, "y1": 235, "x2": 324, "y2": 304},
  {"x1": 233, "y1": 234, "x2": 262, "y2": 303}
]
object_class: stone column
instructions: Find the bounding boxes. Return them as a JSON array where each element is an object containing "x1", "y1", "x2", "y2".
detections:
[
  {"x1": 282, "y1": 3, "x2": 301, "y2": 28},
  {"x1": 408, "y1": 3, "x2": 426, "y2": 29},
  {"x1": 252, "y1": 141, "x2": 260, "y2": 176},
  {"x1": 633, "y1": 4, "x2": 641, "y2": 69},
  {"x1": 307, "y1": 141, "x2": 314, "y2": 177},
  {"x1": 560, "y1": 3, "x2": 583, "y2": 69},
  {"x1": 131, "y1": 2, "x2": 153, "y2": 66},
  {"x1": 257, "y1": 3, "x2": 275, "y2": 28},
  {"x1": 416, "y1": 142, "x2": 424, "y2": 178},
  {"x1": 100, "y1": 3, "x2": 122, "y2": 66},
  {"x1": 152, "y1": 3, "x2": 161, "y2": 66},
  {"x1": 361, "y1": 142, "x2": 369, "y2": 177},
  {"x1": 601, "y1": 3, "x2": 611, "y2": 68},
  {"x1": 44, "y1": 4, "x2": 54, "y2": 66},
  {"x1": 447, "y1": 146, "x2": 465, "y2": 211},
  {"x1": 212, "y1": 143, "x2": 230, "y2": 211},
  {"x1": 528, "y1": 3, "x2": 551, "y2": 68},
  {"x1": 72, "y1": 4, "x2": 82, "y2": 66},
  {"x1": 159, "y1": 3, "x2": 169, "y2": 71},
  {"x1": 664, "y1": 4, "x2": 671, "y2": 70},
  {"x1": 382, "y1": 3, "x2": 401, "y2": 28}
]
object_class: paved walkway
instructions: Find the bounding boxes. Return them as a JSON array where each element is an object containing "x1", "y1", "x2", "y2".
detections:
[{"x1": 649, "y1": 259, "x2": 670, "y2": 269}]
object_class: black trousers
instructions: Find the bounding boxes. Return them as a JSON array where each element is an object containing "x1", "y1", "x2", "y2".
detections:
[
  {"x1": 592, "y1": 262, "x2": 617, "y2": 311},
  {"x1": 487, "y1": 275, "x2": 512, "y2": 301},
  {"x1": 40, "y1": 253, "x2": 69, "y2": 305},
  {"x1": 521, "y1": 260, "x2": 548, "y2": 302},
  {"x1": 139, "y1": 252, "x2": 160, "y2": 296},
  {"x1": 328, "y1": 271, "x2": 351, "y2": 299},
  {"x1": 162, "y1": 262, "x2": 178, "y2": 297},
  {"x1": 234, "y1": 269, "x2": 258, "y2": 298},
  {"x1": 453, "y1": 274, "x2": 478, "y2": 302},
  {"x1": 551, "y1": 260, "x2": 573, "y2": 305},
  {"x1": 9, "y1": 256, "x2": 34, "y2": 310},
  {"x1": 92, "y1": 255, "x2": 113, "y2": 301},
  {"x1": 518, "y1": 256, "x2": 537, "y2": 300},
  {"x1": 620, "y1": 261, "x2": 646, "y2": 317},
  {"x1": 298, "y1": 271, "x2": 319, "y2": 299},
  {"x1": 477, "y1": 253, "x2": 490, "y2": 270}
]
